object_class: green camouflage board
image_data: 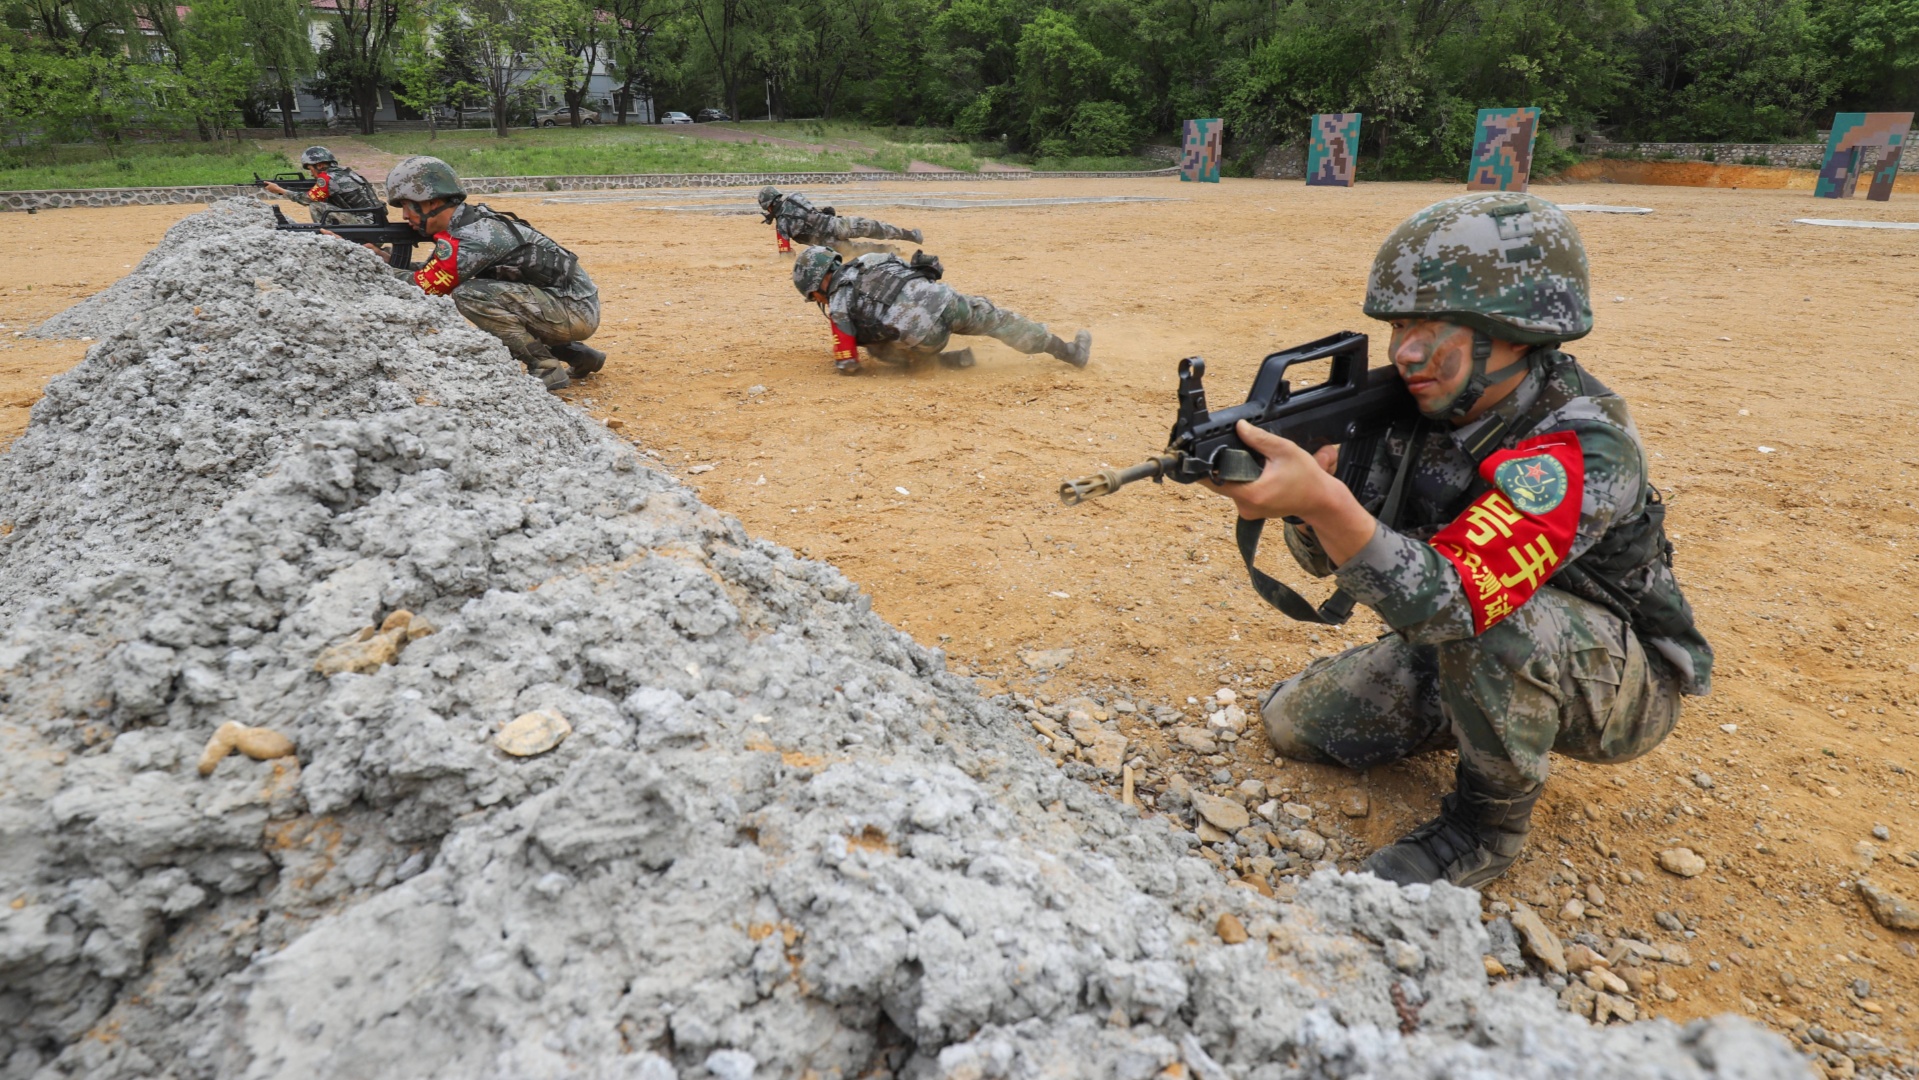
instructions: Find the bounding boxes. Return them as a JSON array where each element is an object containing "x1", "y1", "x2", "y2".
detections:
[
  {"x1": 1815, "y1": 112, "x2": 1913, "y2": 201},
  {"x1": 1466, "y1": 108, "x2": 1539, "y2": 192}
]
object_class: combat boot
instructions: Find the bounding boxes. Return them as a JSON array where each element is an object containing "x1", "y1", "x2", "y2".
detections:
[
  {"x1": 1361, "y1": 764, "x2": 1542, "y2": 888},
  {"x1": 937, "y1": 347, "x2": 976, "y2": 369},
  {"x1": 557, "y1": 341, "x2": 606, "y2": 378},
  {"x1": 834, "y1": 358, "x2": 861, "y2": 375},
  {"x1": 511, "y1": 341, "x2": 571, "y2": 391},
  {"x1": 908, "y1": 228, "x2": 924, "y2": 244},
  {"x1": 1044, "y1": 330, "x2": 1093, "y2": 369}
]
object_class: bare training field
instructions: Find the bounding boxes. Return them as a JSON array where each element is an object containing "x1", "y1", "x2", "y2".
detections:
[{"x1": 4, "y1": 177, "x2": 1918, "y2": 1050}]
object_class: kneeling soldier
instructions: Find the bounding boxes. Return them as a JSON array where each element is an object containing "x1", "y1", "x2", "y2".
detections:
[
  {"x1": 264, "y1": 146, "x2": 384, "y2": 226},
  {"x1": 760, "y1": 186, "x2": 922, "y2": 253},
  {"x1": 1204, "y1": 193, "x2": 1711, "y2": 888},
  {"x1": 383, "y1": 155, "x2": 604, "y2": 391},
  {"x1": 792, "y1": 245, "x2": 1090, "y2": 375}
]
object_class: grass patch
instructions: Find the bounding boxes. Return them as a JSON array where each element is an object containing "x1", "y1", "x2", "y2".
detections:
[{"x1": 0, "y1": 142, "x2": 294, "y2": 191}]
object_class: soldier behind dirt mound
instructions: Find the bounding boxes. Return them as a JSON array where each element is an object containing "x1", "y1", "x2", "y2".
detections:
[
  {"x1": 792, "y1": 245, "x2": 1091, "y2": 375},
  {"x1": 263, "y1": 146, "x2": 385, "y2": 226},
  {"x1": 381, "y1": 155, "x2": 604, "y2": 392},
  {"x1": 760, "y1": 186, "x2": 922, "y2": 253},
  {"x1": 1201, "y1": 192, "x2": 1712, "y2": 888}
]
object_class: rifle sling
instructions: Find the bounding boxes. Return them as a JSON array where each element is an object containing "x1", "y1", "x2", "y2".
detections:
[{"x1": 1234, "y1": 421, "x2": 1422, "y2": 625}]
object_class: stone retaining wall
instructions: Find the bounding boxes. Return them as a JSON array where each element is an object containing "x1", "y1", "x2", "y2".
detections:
[
  {"x1": 0, "y1": 166, "x2": 1179, "y2": 212},
  {"x1": 1585, "y1": 140, "x2": 1827, "y2": 168}
]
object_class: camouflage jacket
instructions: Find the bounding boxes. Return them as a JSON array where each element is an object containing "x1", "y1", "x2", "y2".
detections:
[
  {"x1": 404, "y1": 202, "x2": 598, "y2": 302},
  {"x1": 823, "y1": 253, "x2": 947, "y2": 346},
  {"x1": 287, "y1": 166, "x2": 383, "y2": 215},
  {"x1": 1286, "y1": 350, "x2": 1712, "y2": 694},
  {"x1": 770, "y1": 192, "x2": 837, "y2": 246}
]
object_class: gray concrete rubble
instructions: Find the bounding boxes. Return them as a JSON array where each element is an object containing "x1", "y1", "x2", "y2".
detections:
[{"x1": 0, "y1": 201, "x2": 1806, "y2": 1080}]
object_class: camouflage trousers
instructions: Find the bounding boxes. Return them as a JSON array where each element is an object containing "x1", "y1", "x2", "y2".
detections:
[
  {"x1": 452, "y1": 279, "x2": 600, "y2": 368},
  {"x1": 864, "y1": 289, "x2": 1054, "y2": 365},
  {"x1": 1260, "y1": 586, "x2": 1681, "y2": 790},
  {"x1": 798, "y1": 214, "x2": 918, "y2": 244}
]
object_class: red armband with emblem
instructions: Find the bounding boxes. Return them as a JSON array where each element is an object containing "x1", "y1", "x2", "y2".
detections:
[
  {"x1": 308, "y1": 171, "x2": 331, "y2": 202},
  {"x1": 830, "y1": 321, "x2": 857, "y2": 362},
  {"x1": 1428, "y1": 433, "x2": 1585, "y2": 633},
  {"x1": 776, "y1": 230, "x2": 792, "y2": 253},
  {"x1": 413, "y1": 233, "x2": 460, "y2": 296}
]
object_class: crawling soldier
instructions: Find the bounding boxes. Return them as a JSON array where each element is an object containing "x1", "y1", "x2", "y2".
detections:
[
  {"x1": 1203, "y1": 193, "x2": 1711, "y2": 888},
  {"x1": 263, "y1": 146, "x2": 385, "y2": 226},
  {"x1": 760, "y1": 186, "x2": 922, "y2": 254},
  {"x1": 791, "y1": 245, "x2": 1090, "y2": 375},
  {"x1": 381, "y1": 155, "x2": 604, "y2": 392}
]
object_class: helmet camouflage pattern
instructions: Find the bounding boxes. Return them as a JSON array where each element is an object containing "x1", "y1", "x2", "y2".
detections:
[
  {"x1": 1363, "y1": 193, "x2": 1592, "y2": 345},
  {"x1": 792, "y1": 245, "x2": 841, "y2": 297},
  {"x1": 758, "y1": 185, "x2": 783, "y2": 211},
  {"x1": 384, "y1": 155, "x2": 467, "y2": 206},
  {"x1": 299, "y1": 145, "x2": 338, "y2": 166}
]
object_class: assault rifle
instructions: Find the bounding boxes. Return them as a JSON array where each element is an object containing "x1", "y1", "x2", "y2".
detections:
[
  {"x1": 1058, "y1": 330, "x2": 1420, "y2": 624},
  {"x1": 270, "y1": 205, "x2": 427, "y2": 268},
  {"x1": 249, "y1": 171, "x2": 320, "y2": 193}
]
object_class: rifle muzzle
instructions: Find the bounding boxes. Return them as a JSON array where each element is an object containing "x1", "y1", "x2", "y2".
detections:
[{"x1": 1058, "y1": 454, "x2": 1181, "y2": 506}]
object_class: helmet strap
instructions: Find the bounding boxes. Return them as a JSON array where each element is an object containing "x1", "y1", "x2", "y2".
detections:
[{"x1": 1441, "y1": 331, "x2": 1530, "y2": 421}]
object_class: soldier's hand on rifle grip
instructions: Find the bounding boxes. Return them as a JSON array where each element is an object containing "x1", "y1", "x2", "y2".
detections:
[
  {"x1": 1200, "y1": 421, "x2": 1377, "y2": 564},
  {"x1": 264, "y1": 183, "x2": 287, "y2": 196}
]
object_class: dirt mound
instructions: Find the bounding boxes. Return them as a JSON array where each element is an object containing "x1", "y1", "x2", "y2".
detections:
[{"x1": 0, "y1": 203, "x2": 1802, "y2": 1079}]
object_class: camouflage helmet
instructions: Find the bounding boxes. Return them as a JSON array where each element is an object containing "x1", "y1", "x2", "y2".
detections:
[
  {"x1": 792, "y1": 245, "x2": 841, "y2": 298},
  {"x1": 757, "y1": 185, "x2": 783, "y2": 212},
  {"x1": 299, "y1": 145, "x2": 338, "y2": 167},
  {"x1": 1362, "y1": 192, "x2": 1592, "y2": 345},
  {"x1": 384, "y1": 155, "x2": 466, "y2": 207}
]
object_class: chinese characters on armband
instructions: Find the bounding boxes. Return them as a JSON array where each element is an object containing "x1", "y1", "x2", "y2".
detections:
[{"x1": 1427, "y1": 433, "x2": 1585, "y2": 633}]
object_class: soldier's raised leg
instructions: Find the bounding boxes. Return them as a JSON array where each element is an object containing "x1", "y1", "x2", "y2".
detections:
[
  {"x1": 826, "y1": 214, "x2": 922, "y2": 245},
  {"x1": 942, "y1": 292, "x2": 1091, "y2": 367}
]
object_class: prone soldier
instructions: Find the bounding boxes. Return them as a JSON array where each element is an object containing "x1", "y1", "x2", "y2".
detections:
[
  {"x1": 380, "y1": 155, "x2": 605, "y2": 392},
  {"x1": 792, "y1": 245, "x2": 1091, "y2": 375},
  {"x1": 263, "y1": 146, "x2": 385, "y2": 226},
  {"x1": 760, "y1": 186, "x2": 922, "y2": 253},
  {"x1": 1203, "y1": 193, "x2": 1711, "y2": 888}
]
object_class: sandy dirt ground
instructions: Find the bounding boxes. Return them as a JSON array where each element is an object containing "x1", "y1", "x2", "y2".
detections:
[
  {"x1": 5, "y1": 177, "x2": 1918, "y2": 1067},
  {"x1": 1563, "y1": 157, "x2": 1919, "y2": 193}
]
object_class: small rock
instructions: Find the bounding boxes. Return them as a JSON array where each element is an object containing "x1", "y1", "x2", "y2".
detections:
[
  {"x1": 1659, "y1": 943, "x2": 1693, "y2": 966},
  {"x1": 1656, "y1": 984, "x2": 1679, "y2": 1002},
  {"x1": 1214, "y1": 687, "x2": 1237, "y2": 705},
  {"x1": 1509, "y1": 902, "x2": 1567, "y2": 974},
  {"x1": 1483, "y1": 955, "x2": 1508, "y2": 978},
  {"x1": 1692, "y1": 772, "x2": 1714, "y2": 790},
  {"x1": 1655, "y1": 910, "x2": 1685, "y2": 932},
  {"x1": 1584, "y1": 968, "x2": 1629, "y2": 995},
  {"x1": 1019, "y1": 647, "x2": 1074, "y2": 671},
  {"x1": 1175, "y1": 727, "x2": 1218, "y2": 754},
  {"x1": 1719, "y1": 723, "x2": 1738, "y2": 734},
  {"x1": 1339, "y1": 790, "x2": 1370, "y2": 818},
  {"x1": 1288, "y1": 830, "x2": 1326, "y2": 861},
  {"x1": 1871, "y1": 825, "x2": 1890, "y2": 841},
  {"x1": 1851, "y1": 978, "x2": 1870, "y2": 999},
  {"x1": 196, "y1": 721, "x2": 297, "y2": 776},
  {"x1": 1564, "y1": 944, "x2": 1605, "y2": 973},
  {"x1": 1595, "y1": 992, "x2": 1637, "y2": 1024},
  {"x1": 495, "y1": 708, "x2": 572, "y2": 757},
  {"x1": 1586, "y1": 884, "x2": 1607, "y2": 908},
  {"x1": 1086, "y1": 730, "x2": 1128, "y2": 775},
  {"x1": 1658, "y1": 847, "x2": 1707, "y2": 878},
  {"x1": 1216, "y1": 913, "x2": 1249, "y2": 944},
  {"x1": 1559, "y1": 898, "x2": 1586, "y2": 922},
  {"x1": 314, "y1": 612, "x2": 416, "y2": 675},
  {"x1": 1859, "y1": 879, "x2": 1919, "y2": 930},
  {"x1": 1193, "y1": 792, "x2": 1252, "y2": 832},
  {"x1": 1854, "y1": 841, "x2": 1878, "y2": 867},
  {"x1": 1195, "y1": 821, "x2": 1230, "y2": 844},
  {"x1": 1385, "y1": 940, "x2": 1424, "y2": 972},
  {"x1": 1281, "y1": 801, "x2": 1314, "y2": 824}
]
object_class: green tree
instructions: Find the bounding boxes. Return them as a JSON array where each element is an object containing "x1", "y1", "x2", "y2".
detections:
[{"x1": 240, "y1": 0, "x2": 316, "y2": 138}]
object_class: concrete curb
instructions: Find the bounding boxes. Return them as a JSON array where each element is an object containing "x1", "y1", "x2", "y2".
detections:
[{"x1": 0, "y1": 166, "x2": 1181, "y2": 212}]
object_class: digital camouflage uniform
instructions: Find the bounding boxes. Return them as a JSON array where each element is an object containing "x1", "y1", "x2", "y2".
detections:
[
  {"x1": 405, "y1": 201, "x2": 601, "y2": 371},
  {"x1": 282, "y1": 165, "x2": 384, "y2": 227},
  {"x1": 805, "y1": 248, "x2": 1089, "y2": 371},
  {"x1": 762, "y1": 188, "x2": 921, "y2": 251},
  {"x1": 1253, "y1": 193, "x2": 1711, "y2": 887}
]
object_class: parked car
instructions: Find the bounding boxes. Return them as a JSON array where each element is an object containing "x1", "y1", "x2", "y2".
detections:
[
  {"x1": 695, "y1": 108, "x2": 731, "y2": 122},
  {"x1": 536, "y1": 107, "x2": 600, "y2": 126},
  {"x1": 661, "y1": 111, "x2": 693, "y2": 124}
]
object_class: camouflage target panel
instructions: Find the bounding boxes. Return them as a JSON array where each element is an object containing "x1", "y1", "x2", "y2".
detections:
[
  {"x1": 1465, "y1": 108, "x2": 1539, "y2": 192},
  {"x1": 1815, "y1": 112, "x2": 1914, "y2": 202},
  {"x1": 1306, "y1": 113, "x2": 1362, "y2": 187},
  {"x1": 1180, "y1": 119, "x2": 1223, "y2": 183}
]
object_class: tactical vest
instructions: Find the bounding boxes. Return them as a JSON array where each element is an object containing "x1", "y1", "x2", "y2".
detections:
[
  {"x1": 466, "y1": 205, "x2": 580, "y2": 290},
  {"x1": 327, "y1": 168, "x2": 384, "y2": 213},
  {"x1": 838, "y1": 256, "x2": 935, "y2": 343},
  {"x1": 1461, "y1": 352, "x2": 1705, "y2": 651}
]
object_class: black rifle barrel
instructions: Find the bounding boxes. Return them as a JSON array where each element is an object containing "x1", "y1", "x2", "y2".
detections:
[{"x1": 1058, "y1": 454, "x2": 1181, "y2": 506}]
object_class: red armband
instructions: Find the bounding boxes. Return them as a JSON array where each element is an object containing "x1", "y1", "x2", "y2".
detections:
[
  {"x1": 309, "y1": 170, "x2": 331, "y2": 201},
  {"x1": 776, "y1": 230, "x2": 792, "y2": 253},
  {"x1": 413, "y1": 233, "x2": 461, "y2": 295},
  {"x1": 830, "y1": 321, "x2": 857, "y2": 362},
  {"x1": 1428, "y1": 433, "x2": 1584, "y2": 633}
]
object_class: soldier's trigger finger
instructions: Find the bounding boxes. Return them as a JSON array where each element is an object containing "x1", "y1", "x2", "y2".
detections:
[{"x1": 1236, "y1": 419, "x2": 1300, "y2": 458}]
